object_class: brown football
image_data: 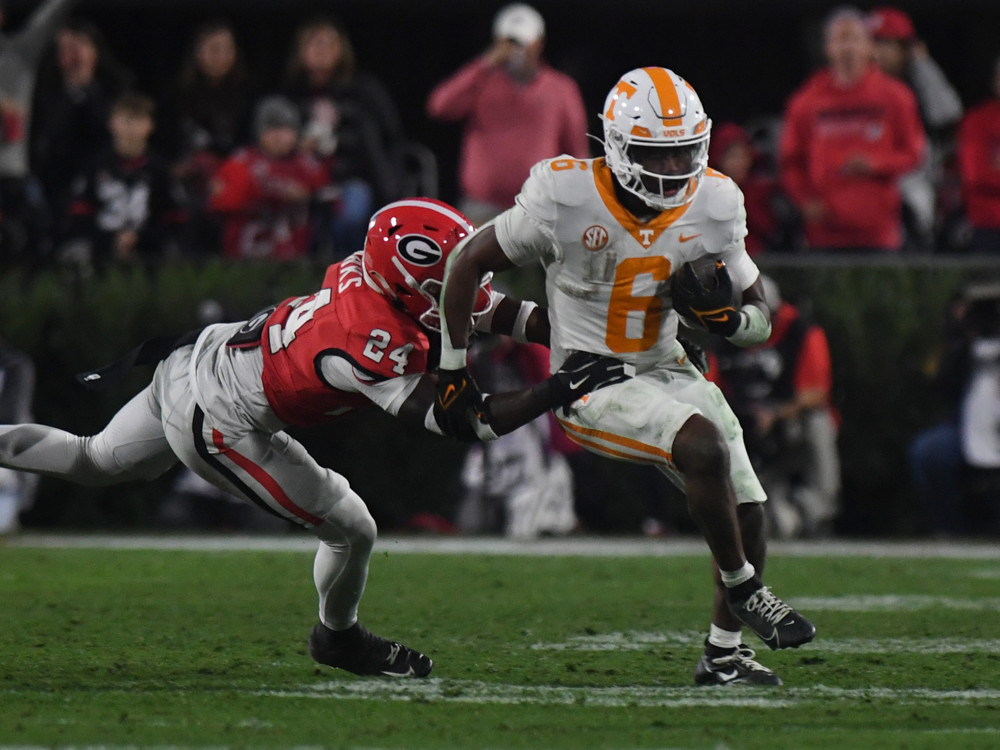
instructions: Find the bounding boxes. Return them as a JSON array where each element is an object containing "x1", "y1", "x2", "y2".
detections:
[{"x1": 670, "y1": 256, "x2": 739, "y2": 322}]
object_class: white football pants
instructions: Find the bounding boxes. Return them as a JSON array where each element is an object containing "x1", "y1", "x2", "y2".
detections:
[{"x1": 0, "y1": 345, "x2": 375, "y2": 630}]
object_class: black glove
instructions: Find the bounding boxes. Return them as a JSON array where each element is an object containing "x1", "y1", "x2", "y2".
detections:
[
  {"x1": 549, "y1": 351, "x2": 632, "y2": 409},
  {"x1": 433, "y1": 367, "x2": 485, "y2": 442},
  {"x1": 677, "y1": 334, "x2": 710, "y2": 375},
  {"x1": 671, "y1": 260, "x2": 742, "y2": 336}
]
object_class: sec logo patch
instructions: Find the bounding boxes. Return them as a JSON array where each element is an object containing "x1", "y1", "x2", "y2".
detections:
[{"x1": 582, "y1": 225, "x2": 609, "y2": 251}]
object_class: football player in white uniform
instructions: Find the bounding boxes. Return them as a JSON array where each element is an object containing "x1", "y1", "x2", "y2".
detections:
[
  {"x1": 0, "y1": 198, "x2": 630, "y2": 679},
  {"x1": 436, "y1": 67, "x2": 816, "y2": 686}
]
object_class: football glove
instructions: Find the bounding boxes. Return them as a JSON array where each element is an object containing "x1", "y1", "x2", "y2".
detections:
[
  {"x1": 549, "y1": 351, "x2": 633, "y2": 410},
  {"x1": 433, "y1": 366, "x2": 485, "y2": 442},
  {"x1": 671, "y1": 260, "x2": 742, "y2": 336},
  {"x1": 677, "y1": 334, "x2": 710, "y2": 375}
]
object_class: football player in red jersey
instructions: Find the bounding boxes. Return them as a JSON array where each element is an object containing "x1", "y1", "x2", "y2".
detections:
[{"x1": 0, "y1": 197, "x2": 629, "y2": 677}]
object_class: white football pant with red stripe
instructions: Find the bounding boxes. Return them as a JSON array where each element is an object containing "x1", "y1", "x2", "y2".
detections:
[{"x1": 0, "y1": 344, "x2": 374, "y2": 631}]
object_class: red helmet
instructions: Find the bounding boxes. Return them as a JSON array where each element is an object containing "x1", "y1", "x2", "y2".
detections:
[{"x1": 362, "y1": 197, "x2": 493, "y2": 331}]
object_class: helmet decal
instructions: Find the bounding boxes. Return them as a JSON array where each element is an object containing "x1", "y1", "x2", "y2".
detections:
[
  {"x1": 361, "y1": 197, "x2": 492, "y2": 332},
  {"x1": 397, "y1": 235, "x2": 443, "y2": 266},
  {"x1": 644, "y1": 66, "x2": 683, "y2": 124}
]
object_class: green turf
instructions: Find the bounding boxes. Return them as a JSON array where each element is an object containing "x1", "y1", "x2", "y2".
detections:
[{"x1": 2, "y1": 542, "x2": 1000, "y2": 749}]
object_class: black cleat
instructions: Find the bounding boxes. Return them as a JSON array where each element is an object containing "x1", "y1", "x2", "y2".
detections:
[
  {"x1": 727, "y1": 580, "x2": 816, "y2": 650},
  {"x1": 694, "y1": 643, "x2": 782, "y2": 686},
  {"x1": 308, "y1": 622, "x2": 433, "y2": 677}
]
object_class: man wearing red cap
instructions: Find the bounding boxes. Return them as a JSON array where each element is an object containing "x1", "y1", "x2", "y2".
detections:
[
  {"x1": 780, "y1": 7, "x2": 926, "y2": 252},
  {"x1": 869, "y1": 6, "x2": 963, "y2": 251}
]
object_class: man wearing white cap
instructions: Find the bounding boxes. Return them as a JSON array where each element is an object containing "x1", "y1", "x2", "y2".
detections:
[{"x1": 426, "y1": 3, "x2": 588, "y2": 227}]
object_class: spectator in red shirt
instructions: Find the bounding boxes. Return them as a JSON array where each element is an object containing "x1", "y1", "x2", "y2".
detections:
[
  {"x1": 426, "y1": 3, "x2": 588, "y2": 227},
  {"x1": 779, "y1": 6, "x2": 926, "y2": 252},
  {"x1": 709, "y1": 276, "x2": 841, "y2": 538},
  {"x1": 957, "y1": 55, "x2": 1000, "y2": 254},
  {"x1": 208, "y1": 95, "x2": 331, "y2": 260},
  {"x1": 868, "y1": 6, "x2": 964, "y2": 252}
]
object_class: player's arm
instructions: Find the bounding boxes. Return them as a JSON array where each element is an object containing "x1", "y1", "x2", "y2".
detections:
[
  {"x1": 397, "y1": 351, "x2": 632, "y2": 441},
  {"x1": 440, "y1": 225, "x2": 515, "y2": 366},
  {"x1": 432, "y1": 225, "x2": 520, "y2": 435},
  {"x1": 480, "y1": 293, "x2": 550, "y2": 347}
]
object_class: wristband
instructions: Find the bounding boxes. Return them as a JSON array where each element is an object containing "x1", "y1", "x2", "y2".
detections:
[
  {"x1": 511, "y1": 300, "x2": 538, "y2": 343},
  {"x1": 725, "y1": 304, "x2": 771, "y2": 347},
  {"x1": 439, "y1": 346, "x2": 468, "y2": 371}
]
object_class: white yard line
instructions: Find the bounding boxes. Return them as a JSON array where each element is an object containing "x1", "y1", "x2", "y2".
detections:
[
  {"x1": 7, "y1": 533, "x2": 1000, "y2": 559},
  {"x1": 530, "y1": 630, "x2": 1000, "y2": 654},
  {"x1": 256, "y1": 678, "x2": 1000, "y2": 708}
]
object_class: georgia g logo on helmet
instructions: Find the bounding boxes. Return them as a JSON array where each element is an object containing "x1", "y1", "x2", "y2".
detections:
[{"x1": 397, "y1": 235, "x2": 443, "y2": 266}]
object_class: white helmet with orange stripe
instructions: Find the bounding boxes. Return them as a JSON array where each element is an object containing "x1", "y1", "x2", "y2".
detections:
[{"x1": 600, "y1": 67, "x2": 712, "y2": 210}]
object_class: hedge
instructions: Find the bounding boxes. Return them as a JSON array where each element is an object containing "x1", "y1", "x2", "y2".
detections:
[{"x1": 1, "y1": 256, "x2": 995, "y2": 535}]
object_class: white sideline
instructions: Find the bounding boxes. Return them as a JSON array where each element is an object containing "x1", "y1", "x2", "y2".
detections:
[{"x1": 5, "y1": 532, "x2": 1000, "y2": 558}]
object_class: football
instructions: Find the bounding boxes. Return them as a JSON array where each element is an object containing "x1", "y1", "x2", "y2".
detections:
[{"x1": 670, "y1": 256, "x2": 739, "y2": 324}]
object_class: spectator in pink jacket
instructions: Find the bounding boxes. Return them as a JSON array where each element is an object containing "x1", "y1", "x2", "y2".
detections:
[
  {"x1": 426, "y1": 4, "x2": 588, "y2": 227},
  {"x1": 779, "y1": 6, "x2": 926, "y2": 252}
]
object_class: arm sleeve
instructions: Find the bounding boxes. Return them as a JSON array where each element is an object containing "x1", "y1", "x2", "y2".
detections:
[
  {"x1": 426, "y1": 59, "x2": 493, "y2": 121},
  {"x1": 908, "y1": 56, "x2": 964, "y2": 130},
  {"x1": 318, "y1": 354, "x2": 422, "y2": 417}
]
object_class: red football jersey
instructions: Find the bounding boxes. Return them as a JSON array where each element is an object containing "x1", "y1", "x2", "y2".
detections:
[{"x1": 257, "y1": 252, "x2": 431, "y2": 426}]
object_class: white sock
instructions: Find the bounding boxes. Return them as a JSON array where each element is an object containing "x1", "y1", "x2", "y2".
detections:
[
  {"x1": 720, "y1": 561, "x2": 756, "y2": 588},
  {"x1": 707, "y1": 624, "x2": 742, "y2": 650}
]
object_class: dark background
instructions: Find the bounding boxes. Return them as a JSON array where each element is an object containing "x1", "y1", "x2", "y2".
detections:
[{"x1": 6, "y1": 0, "x2": 1000, "y2": 203}]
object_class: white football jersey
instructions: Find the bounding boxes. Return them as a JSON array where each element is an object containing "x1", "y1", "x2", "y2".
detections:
[{"x1": 495, "y1": 156, "x2": 760, "y2": 374}]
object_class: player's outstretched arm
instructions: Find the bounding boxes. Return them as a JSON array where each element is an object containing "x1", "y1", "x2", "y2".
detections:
[
  {"x1": 398, "y1": 351, "x2": 632, "y2": 441},
  {"x1": 439, "y1": 225, "x2": 516, "y2": 366},
  {"x1": 434, "y1": 225, "x2": 519, "y2": 436}
]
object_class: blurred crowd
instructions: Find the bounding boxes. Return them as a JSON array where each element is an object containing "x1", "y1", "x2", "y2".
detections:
[{"x1": 1, "y1": 2, "x2": 999, "y2": 277}]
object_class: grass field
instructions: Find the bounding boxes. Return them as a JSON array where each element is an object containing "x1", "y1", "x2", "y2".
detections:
[{"x1": 2, "y1": 535, "x2": 1000, "y2": 749}]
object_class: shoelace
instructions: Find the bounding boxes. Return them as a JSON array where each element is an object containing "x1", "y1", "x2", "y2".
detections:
[
  {"x1": 711, "y1": 645, "x2": 769, "y2": 673},
  {"x1": 385, "y1": 642, "x2": 402, "y2": 666},
  {"x1": 743, "y1": 586, "x2": 792, "y2": 625}
]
